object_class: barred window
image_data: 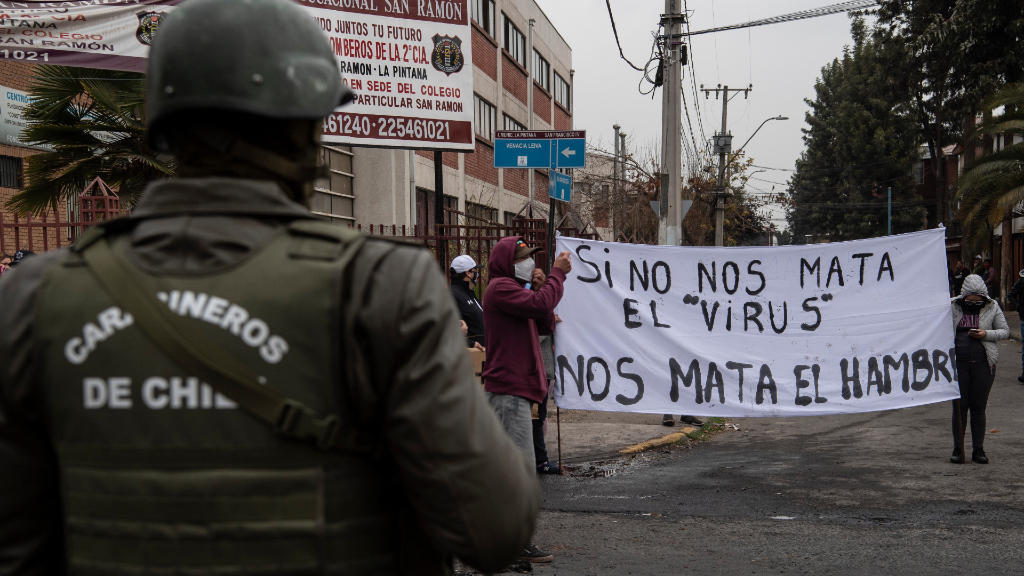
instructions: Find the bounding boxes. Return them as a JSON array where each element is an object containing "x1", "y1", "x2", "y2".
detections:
[
  {"x1": 554, "y1": 72, "x2": 570, "y2": 111},
  {"x1": 533, "y1": 50, "x2": 550, "y2": 92},
  {"x1": 0, "y1": 155, "x2": 22, "y2": 188},
  {"x1": 471, "y1": 0, "x2": 495, "y2": 36},
  {"x1": 466, "y1": 201, "x2": 498, "y2": 224},
  {"x1": 474, "y1": 93, "x2": 495, "y2": 141},
  {"x1": 502, "y1": 14, "x2": 525, "y2": 67},
  {"x1": 503, "y1": 113, "x2": 525, "y2": 132}
]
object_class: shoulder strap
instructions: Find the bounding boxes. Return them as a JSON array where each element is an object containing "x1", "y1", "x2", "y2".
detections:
[{"x1": 77, "y1": 233, "x2": 367, "y2": 452}]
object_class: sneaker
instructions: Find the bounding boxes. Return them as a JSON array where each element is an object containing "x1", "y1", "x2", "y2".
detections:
[
  {"x1": 680, "y1": 415, "x2": 704, "y2": 426},
  {"x1": 520, "y1": 543, "x2": 554, "y2": 563},
  {"x1": 661, "y1": 414, "x2": 675, "y2": 427},
  {"x1": 536, "y1": 461, "x2": 563, "y2": 475},
  {"x1": 972, "y1": 450, "x2": 989, "y2": 464},
  {"x1": 1018, "y1": 374, "x2": 1024, "y2": 383}
]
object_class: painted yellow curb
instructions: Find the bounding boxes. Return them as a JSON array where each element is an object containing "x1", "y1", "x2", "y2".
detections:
[{"x1": 619, "y1": 426, "x2": 697, "y2": 454}]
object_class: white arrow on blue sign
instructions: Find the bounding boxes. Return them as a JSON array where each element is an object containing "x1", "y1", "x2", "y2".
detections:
[
  {"x1": 549, "y1": 170, "x2": 571, "y2": 203},
  {"x1": 494, "y1": 130, "x2": 586, "y2": 170}
]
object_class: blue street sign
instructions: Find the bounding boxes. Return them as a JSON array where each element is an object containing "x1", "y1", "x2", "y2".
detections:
[
  {"x1": 494, "y1": 130, "x2": 587, "y2": 170},
  {"x1": 494, "y1": 138, "x2": 551, "y2": 168},
  {"x1": 549, "y1": 171, "x2": 571, "y2": 202},
  {"x1": 552, "y1": 138, "x2": 585, "y2": 169}
]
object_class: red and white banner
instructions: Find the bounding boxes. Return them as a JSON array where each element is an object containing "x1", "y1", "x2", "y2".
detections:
[{"x1": 0, "y1": 0, "x2": 474, "y2": 150}]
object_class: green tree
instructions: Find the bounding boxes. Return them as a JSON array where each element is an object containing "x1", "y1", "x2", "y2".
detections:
[
  {"x1": 956, "y1": 83, "x2": 1024, "y2": 249},
  {"x1": 874, "y1": 0, "x2": 1024, "y2": 225},
  {"x1": 787, "y1": 20, "x2": 925, "y2": 242},
  {"x1": 6, "y1": 66, "x2": 173, "y2": 215}
]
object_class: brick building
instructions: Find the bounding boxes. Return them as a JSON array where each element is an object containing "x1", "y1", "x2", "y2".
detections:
[
  {"x1": 333, "y1": 0, "x2": 575, "y2": 229},
  {"x1": 0, "y1": 0, "x2": 574, "y2": 248}
]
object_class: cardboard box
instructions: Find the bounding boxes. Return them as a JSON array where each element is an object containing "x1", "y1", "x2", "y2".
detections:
[{"x1": 467, "y1": 347, "x2": 486, "y2": 375}]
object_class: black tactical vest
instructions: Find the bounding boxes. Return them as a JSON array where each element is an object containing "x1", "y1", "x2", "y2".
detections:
[{"x1": 34, "y1": 221, "x2": 415, "y2": 575}]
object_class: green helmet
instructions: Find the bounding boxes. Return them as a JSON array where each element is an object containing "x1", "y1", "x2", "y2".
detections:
[{"x1": 145, "y1": 0, "x2": 353, "y2": 151}]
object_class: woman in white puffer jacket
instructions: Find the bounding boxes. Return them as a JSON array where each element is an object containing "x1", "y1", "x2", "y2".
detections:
[{"x1": 949, "y1": 274, "x2": 1009, "y2": 464}]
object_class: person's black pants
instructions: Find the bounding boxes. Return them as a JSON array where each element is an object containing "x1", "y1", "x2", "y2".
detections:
[
  {"x1": 952, "y1": 360, "x2": 994, "y2": 454},
  {"x1": 532, "y1": 385, "x2": 550, "y2": 466}
]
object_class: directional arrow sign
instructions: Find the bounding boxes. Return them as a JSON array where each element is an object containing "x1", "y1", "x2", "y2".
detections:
[
  {"x1": 553, "y1": 138, "x2": 585, "y2": 169},
  {"x1": 549, "y1": 170, "x2": 572, "y2": 202}
]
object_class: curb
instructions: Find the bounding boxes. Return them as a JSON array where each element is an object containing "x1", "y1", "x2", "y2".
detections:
[{"x1": 619, "y1": 426, "x2": 697, "y2": 454}]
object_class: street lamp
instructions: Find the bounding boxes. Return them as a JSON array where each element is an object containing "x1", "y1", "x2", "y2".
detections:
[
  {"x1": 734, "y1": 115, "x2": 789, "y2": 159},
  {"x1": 715, "y1": 114, "x2": 788, "y2": 247}
]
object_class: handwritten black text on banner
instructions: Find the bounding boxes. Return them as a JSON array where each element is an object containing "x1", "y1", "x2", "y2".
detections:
[{"x1": 552, "y1": 229, "x2": 958, "y2": 417}]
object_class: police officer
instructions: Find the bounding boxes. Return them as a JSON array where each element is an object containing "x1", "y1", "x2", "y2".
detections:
[{"x1": 0, "y1": 0, "x2": 539, "y2": 573}]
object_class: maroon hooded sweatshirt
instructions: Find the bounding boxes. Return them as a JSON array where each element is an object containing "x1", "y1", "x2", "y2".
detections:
[{"x1": 482, "y1": 236, "x2": 566, "y2": 404}]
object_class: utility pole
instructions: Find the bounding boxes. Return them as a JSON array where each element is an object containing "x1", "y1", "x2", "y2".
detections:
[
  {"x1": 659, "y1": 0, "x2": 684, "y2": 246},
  {"x1": 701, "y1": 83, "x2": 752, "y2": 246},
  {"x1": 613, "y1": 124, "x2": 621, "y2": 240}
]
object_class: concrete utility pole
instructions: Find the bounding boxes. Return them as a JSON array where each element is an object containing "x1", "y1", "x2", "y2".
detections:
[
  {"x1": 613, "y1": 124, "x2": 621, "y2": 239},
  {"x1": 659, "y1": 0, "x2": 684, "y2": 246},
  {"x1": 701, "y1": 84, "x2": 752, "y2": 246}
]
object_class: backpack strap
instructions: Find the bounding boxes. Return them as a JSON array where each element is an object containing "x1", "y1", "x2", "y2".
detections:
[{"x1": 76, "y1": 227, "x2": 368, "y2": 453}]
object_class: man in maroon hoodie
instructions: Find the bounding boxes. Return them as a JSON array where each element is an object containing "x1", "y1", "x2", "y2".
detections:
[{"x1": 483, "y1": 236, "x2": 572, "y2": 564}]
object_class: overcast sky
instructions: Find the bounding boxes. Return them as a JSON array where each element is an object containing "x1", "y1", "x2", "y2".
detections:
[{"x1": 534, "y1": 0, "x2": 865, "y2": 230}]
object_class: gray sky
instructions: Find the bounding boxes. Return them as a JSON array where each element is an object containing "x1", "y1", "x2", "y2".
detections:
[{"x1": 534, "y1": 0, "x2": 864, "y2": 230}]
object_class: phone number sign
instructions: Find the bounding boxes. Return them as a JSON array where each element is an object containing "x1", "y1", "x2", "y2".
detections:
[{"x1": 304, "y1": 0, "x2": 475, "y2": 150}]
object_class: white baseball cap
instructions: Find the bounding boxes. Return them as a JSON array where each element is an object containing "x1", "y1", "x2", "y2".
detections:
[{"x1": 450, "y1": 255, "x2": 480, "y2": 274}]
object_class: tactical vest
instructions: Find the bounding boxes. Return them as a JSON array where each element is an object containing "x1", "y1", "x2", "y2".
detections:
[{"x1": 33, "y1": 221, "x2": 420, "y2": 575}]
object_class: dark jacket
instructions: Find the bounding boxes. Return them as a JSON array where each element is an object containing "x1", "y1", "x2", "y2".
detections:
[
  {"x1": 481, "y1": 236, "x2": 565, "y2": 404},
  {"x1": 451, "y1": 279, "x2": 485, "y2": 347},
  {"x1": 0, "y1": 178, "x2": 539, "y2": 575}
]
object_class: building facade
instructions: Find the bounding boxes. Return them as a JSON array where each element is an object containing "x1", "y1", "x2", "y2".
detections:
[{"x1": 324, "y1": 0, "x2": 574, "y2": 230}]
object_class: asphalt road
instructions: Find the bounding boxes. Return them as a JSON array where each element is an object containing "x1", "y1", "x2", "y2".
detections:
[{"x1": 519, "y1": 339, "x2": 1024, "y2": 575}]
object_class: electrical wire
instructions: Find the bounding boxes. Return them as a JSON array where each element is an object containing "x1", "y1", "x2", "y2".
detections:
[
  {"x1": 685, "y1": 0, "x2": 878, "y2": 36},
  {"x1": 605, "y1": 0, "x2": 647, "y2": 72}
]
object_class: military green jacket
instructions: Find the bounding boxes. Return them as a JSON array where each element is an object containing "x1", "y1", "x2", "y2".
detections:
[{"x1": 0, "y1": 177, "x2": 539, "y2": 575}]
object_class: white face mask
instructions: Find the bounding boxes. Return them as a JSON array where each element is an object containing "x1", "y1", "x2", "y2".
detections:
[{"x1": 514, "y1": 257, "x2": 535, "y2": 282}]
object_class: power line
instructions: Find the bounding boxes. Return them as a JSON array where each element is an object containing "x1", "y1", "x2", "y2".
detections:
[
  {"x1": 605, "y1": 0, "x2": 646, "y2": 72},
  {"x1": 685, "y1": 0, "x2": 878, "y2": 36}
]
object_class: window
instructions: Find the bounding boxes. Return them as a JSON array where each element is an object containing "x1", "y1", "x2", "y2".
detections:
[
  {"x1": 533, "y1": 50, "x2": 550, "y2": 92},
  {"x1": 503, "y1": 113, "x2": 525, "y2": 132},
  {"x1": 504, "y1": 211, "x2": 519, "y2": 227},
  {"x1": 554, "y1": 72, "x2": 570, "y2": 111},
  {"x1": 471, "y1": 0, "x2": 494, "y2": 36},
  {"x1": 311, "y1": 146, "x2": 355, "y2": 222},
  {"x1": 474, "y1": 94, "x2": 495, "y2": 141},
  {"x1": 444, "y1": 195, "x2": 458, "y2": 225},
  {"x1": 502, "y1": 14, "x2": 525, "y2": 67},
  {"x1": 0, "y1": 155, "x2": 22, "y2": 188},
  {"x1": 466, "y1": 201, "x2": 498, "y2": 224}
]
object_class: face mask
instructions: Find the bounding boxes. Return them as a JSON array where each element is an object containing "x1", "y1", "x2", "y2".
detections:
[
  {"x1": 514, "y1": 258, "x2": 535, "y2": 282},
  {"x1": 961, "y1": 299, "x2": 985, "y2": 312}
]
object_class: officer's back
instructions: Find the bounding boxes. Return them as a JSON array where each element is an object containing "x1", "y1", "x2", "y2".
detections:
[{"x1": 0, "y1": 1, "x2": 539, "y2": 574}]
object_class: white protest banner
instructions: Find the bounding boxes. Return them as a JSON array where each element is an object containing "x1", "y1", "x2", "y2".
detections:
[
  {"x1": 0, "y1": 0, "x2": 473, "y2": 150},
  {"x1": 553, "y1": 229, "x2": 959, "y2": 417}
]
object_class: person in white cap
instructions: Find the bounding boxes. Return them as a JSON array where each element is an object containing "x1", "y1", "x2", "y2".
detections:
[
  {"x1": 450, "y1": 254, "x2": 485, "y2": 348},
  {"x1": 1008, "y1": 267, "x2": 1024, "y2": 382}
]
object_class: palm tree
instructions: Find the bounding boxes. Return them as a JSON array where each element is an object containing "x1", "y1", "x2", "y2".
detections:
[
  {"x1": 5, "y1": 65, "x2": 174, "y2": 216},
  {"x1": 956, "y1": 83, "x2": 1024, "y2": 249}
]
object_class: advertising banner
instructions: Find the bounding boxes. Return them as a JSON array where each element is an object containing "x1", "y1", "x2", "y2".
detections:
[
  {"x1": 0, "y1": 0, "x2": 474, "y2": 150},
  {"x1": 0, "y1": 84, "x2": 42, "y2": 148},
  {"x1": 553, "y1": 229, "x2": 960, "y2": 417}
]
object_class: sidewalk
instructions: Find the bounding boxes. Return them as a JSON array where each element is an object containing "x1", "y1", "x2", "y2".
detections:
[{"x1": 540, "y1": 309, "x2": 1024, "y2": 468}]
